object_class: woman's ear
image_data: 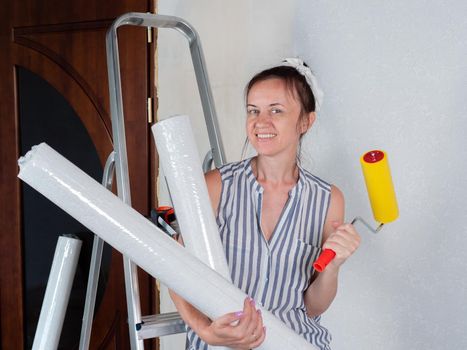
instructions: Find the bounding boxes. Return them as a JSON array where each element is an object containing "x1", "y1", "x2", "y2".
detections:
[{"x1": 300, "y1": 112, "x2": 316, "y2": 134}]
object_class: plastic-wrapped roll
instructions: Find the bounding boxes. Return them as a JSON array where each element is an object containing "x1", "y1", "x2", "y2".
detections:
[
  {"x1": 32, "y1": 235, "x2": 82, "y2": 350},
  {"x1": 153, "y1": 115, "x2": 232, "y2": 350},
  {"x1": 152, "y1": 115, "x2": 230, "y2": 279},
  {"x1": 360, "y1": 150, "x2": 399, "y2": 223},
  {"x1": 18, "y1": 143, "x2": 317, "y2": 350}
]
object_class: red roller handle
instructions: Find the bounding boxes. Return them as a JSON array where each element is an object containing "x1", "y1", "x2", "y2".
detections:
[{"x1": 313, "y1": 249, "x2": 336, "y2": 272}]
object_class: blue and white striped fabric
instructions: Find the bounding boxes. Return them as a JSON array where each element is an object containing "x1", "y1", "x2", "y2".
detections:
[{"x1": 187, "y1": 158, "x2": 332, "y2": 350}]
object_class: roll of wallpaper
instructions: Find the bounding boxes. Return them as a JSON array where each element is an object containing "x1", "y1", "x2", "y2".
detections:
[
  {"x1": 18, "y1": 143, "x2": 317, "y2": 350},
  {"x1": 32, "y1": 235, "x2": 82, "y2": 350},
  {"x1": 153, "y1": 115, "x2": 232, "y2": 350},
  {"x1": 152, "y1": 115, "x2": 230, "y2": 279},
  {"x1": 360, "y1": 150, "x2": 399, "y2": 224}
]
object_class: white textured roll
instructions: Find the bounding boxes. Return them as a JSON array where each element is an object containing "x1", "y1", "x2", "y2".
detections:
[
  {"x1": 153, "y1": 115, "x2": 231, "y2": 350},
  {"x1": 18, "y1": 143, "x2": 317, "y2": 350},
  {"x1": 152, "y1": 115, "x2": 230, "y2": 278},
  {"x1": 32, "y1": 235, "x2": 82, "y2": 350}
]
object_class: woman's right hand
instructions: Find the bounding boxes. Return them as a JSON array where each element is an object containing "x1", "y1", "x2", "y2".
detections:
[{"x1": 200, "y1": 297, "x2": 266, "y2": 349}]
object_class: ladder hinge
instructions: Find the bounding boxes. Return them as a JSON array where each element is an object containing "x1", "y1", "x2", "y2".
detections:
[
  {"x1": 147, "y1": 27, "x2": 153, "y2": 43},
  {"x1": 147, "y1": 97, "x2": 153, "y2": 124}
]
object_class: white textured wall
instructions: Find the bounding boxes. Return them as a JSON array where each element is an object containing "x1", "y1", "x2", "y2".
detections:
[{"x1": 157, "y1": 1, "x2": 467, "y2": 349}]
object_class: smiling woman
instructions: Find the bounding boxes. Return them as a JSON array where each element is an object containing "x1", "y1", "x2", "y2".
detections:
[
  {"x1": 169, "y1": 58, "x2": 361, "y2": 350},
  {"x1": 246, "y1": 77, "x2": 314, "y2": 160},
  {"x1": 242, "y1": 60, "x2": 321, "y2": 162}
]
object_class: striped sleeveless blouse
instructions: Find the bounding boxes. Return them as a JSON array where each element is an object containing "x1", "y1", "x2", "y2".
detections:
[{"x1": 187, "y1": 158, "x2": 332, "y2": 350}]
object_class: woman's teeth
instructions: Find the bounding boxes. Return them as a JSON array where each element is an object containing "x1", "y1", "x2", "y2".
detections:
[{"x1": 257, "y1": 133, "x2": 276, "y2": 139}]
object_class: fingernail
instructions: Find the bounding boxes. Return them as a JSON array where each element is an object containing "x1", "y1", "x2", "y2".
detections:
[
  {"x1": 257, "y1": 309, "x2": 262, "y2": 316},
  {"x1": 250, "y1": 298, "x2": 256, "y2": 307},
  {"x1": 235, "y1": 311, "x2": 244, "y2": 318}
]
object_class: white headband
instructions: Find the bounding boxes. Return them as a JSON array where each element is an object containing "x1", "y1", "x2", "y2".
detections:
[{"x1": 281, "y1": 58, "x2": 324, "y2": 112}]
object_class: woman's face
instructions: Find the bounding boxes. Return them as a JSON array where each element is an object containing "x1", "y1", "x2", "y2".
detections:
[{"x1": 246, "y1": 78, "x2": 314, "y2": 159}]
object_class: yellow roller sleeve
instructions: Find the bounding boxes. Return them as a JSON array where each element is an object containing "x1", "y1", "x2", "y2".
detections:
[{"x1": 360, "y1": 150, "x2": 399, "y2": 223}]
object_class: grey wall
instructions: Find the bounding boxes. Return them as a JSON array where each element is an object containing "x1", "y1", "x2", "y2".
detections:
[{"x1": 157, "y1": 1, "x2": 467, "y2": 349}]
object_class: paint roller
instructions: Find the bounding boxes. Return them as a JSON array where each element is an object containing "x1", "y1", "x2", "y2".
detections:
[{"x1": 313, "y1": 150, "x2": 399, "y2": 272}]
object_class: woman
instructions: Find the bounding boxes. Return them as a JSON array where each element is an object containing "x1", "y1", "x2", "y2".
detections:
[{"x1": 170, "y1": 58, "x2": 361, "y2": 350}]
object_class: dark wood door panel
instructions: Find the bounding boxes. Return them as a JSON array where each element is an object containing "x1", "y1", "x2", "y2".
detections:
[
  {"x1": 11, "y1": 1, "x2": 148, "y2": 27},
  {"x1": 13, "y1": 21, "x2": 114, "y2": 140},
  {"x1": 12, "y1": 21, "x2": 151, "y2": 198},
  {"x1": 13, "y1": 43, "x2": 113, "y2": 166},
  {"x1": 0, "y1": 1, "x2": 157, "y2": 349}
]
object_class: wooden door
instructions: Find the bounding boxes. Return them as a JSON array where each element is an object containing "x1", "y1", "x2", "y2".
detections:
[{"x1": 0, "y1": 1, "x2": 158, "y2": 349}]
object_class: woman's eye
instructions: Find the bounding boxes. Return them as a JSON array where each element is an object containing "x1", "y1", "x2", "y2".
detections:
[
  {"x1": 271, "y1": 108, "x2": 282, "y2": 114},
  {"x1": 247, "y1": 109, "x2": 259, "y2": 115}
]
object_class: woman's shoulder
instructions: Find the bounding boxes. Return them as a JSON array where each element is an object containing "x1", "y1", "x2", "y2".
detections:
[
  {"x1": 299, "y1": 166, "x2": 332, "y2": 193},
  {"x1": 218, "y1": 158, "x2": 251, "y2": 180},
  {"x1": 205, "y1": 158, "x2": 250, "y2": 187},
  {"x1": 204, "y1": 159, "x2": 251, "y2": 212}
]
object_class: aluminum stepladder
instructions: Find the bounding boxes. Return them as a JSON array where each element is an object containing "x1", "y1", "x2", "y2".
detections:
[{"x1": 79, "y1": 12, "x2": 226, "y2": 350}]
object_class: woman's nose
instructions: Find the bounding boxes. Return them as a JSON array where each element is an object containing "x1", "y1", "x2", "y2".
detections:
[{"x1": 255, "y1": 111, "x2": 271, "y2": 124}]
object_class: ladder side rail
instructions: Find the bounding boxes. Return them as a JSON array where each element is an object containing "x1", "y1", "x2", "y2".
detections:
[{"x1": 106, "y1": 22, "x2": 144, "y2": 350}]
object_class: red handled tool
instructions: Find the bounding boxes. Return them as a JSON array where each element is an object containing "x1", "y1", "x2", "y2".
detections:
[
  {"x1": 313, "y1": 249, "x2": 336, "y2": 272},
  {"x1": 312, "y1": 150, "x2": 399, "y2": 272}
]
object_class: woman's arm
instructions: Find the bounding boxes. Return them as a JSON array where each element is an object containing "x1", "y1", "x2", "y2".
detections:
[
  {"x1": 168, "y1": 288, "x2": 213, "y2": 338},
  {"x1": 168, "y1": 169, "x2": 265, "y2": 348},
  {"x1": 170, "y1": 289, "x2": 265, "y2": 348},
  {"x1": 304, "y1": 185, "x2": 361, "y2": 317}
]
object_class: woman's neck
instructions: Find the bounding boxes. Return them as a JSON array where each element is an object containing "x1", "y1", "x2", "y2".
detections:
[{"x1": 252, "y1": 155, "x2": 299, "y2": 185}]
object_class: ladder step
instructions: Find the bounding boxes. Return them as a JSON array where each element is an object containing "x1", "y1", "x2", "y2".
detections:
[{"x1": 136, "y1": 312, "x2": 186, "y2": 339}]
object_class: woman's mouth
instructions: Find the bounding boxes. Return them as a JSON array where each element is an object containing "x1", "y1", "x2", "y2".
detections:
[{"x1": 256, "y1": 133, "x2": 277, "y2": 139}]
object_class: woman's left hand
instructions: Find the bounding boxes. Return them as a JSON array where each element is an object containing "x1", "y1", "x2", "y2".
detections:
[{"x1": 322, "y1": 222, "x2": 361, "y2": 269}]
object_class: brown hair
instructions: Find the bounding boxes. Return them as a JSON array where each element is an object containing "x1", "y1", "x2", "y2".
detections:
[{"x1": 245, "y1": 65, "x2": 316, "y2": 115}]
